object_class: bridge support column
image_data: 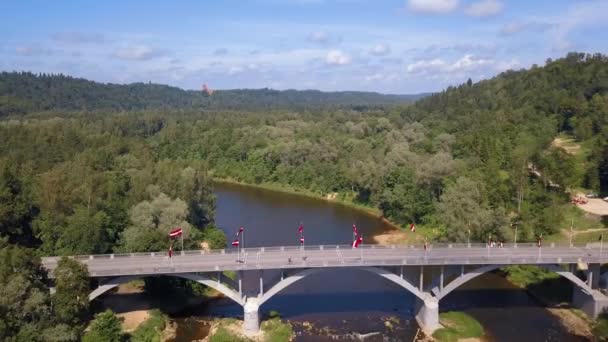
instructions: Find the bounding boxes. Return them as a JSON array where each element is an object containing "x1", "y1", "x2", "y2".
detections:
[
  {"x1": 572, "y1": 287, "x2": 608, "y2": 318},
  {"x1": 415, "y1": 293, "x2": 440, "y2": 334},
  {"x1": 244, "y1": 297, "x2": 260, "y2": 333},
  {"x1": 588, "y1": 263, "x2": 601, "y2": 289}
]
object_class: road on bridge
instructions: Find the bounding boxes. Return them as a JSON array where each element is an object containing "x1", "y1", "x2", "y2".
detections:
[{"x1": 41, "y1": 243, "x2": 606, "y2": 278}]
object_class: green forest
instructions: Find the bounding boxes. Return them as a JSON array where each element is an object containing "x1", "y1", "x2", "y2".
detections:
[
  {"x1": 0, "y1": 72, "x2": 423, "y2": 115},
  {"x1": 1, "y1": 52, "x2": 608, "y2": 340}
]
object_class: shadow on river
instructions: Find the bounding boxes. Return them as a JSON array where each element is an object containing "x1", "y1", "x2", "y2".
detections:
[{"x1": 100, "y1": 183, "x2": 590, "y2": 341}]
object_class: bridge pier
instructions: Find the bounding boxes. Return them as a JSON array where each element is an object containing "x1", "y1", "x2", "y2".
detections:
[
  {"x1": 244, "y1": 297, "x2": 260, "y2": 333},
  {"x1": 415, "y1": 293, "x2": 440, "y2": 334},
  {"x1": 572, "y1": 286, "x2": 608, "y2": 318}
]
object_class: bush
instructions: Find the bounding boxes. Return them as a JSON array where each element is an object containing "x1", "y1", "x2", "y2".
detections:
[
  {"x1": 83, "y1": 310, "x2": 124, "y2": 342},
  {"x1": 209, "y1": 327, "x2": 251, "y2": 342},
  {"x1": 202, "y1": 226, "x2": 227, "y2": 249},
  {"x1": 130, "y1": 309, "x2": 166, "y2": 342},
  {"x1": 261, "y1": 317, "x2": 294, "y2": 342},
  {"x1": 593, "y1": 314, "x2": 608, "y2": 341},
  {"x1": 432, "y1": 312, "x2": 484, "y2": 342}
]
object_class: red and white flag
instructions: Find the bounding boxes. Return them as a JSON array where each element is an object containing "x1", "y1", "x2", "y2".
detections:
[
  {"x1": 352, "y1": 224, "x2": 359, "y2": 236},
  {"x1": 169, "y1": 227, "x2": 183, "y2": 237},
  {"x1": 236, "y1": 226, "x2": 244, "y2": 236},
  {"x1": 231, "y1": 239, "x2": 240, "y2": 247},
  {"x1": 298, "y1": 224, "x2": 304, "y2": 234},
  {"x1": 410, "y1": 224, "x2": 416, "y2": 232},
  {"x1": 300, "y1": 235, "x2": 305, "y2": 244},
  {"x1": 352, "y1": 235, "x2": 363, "y2": 248}
]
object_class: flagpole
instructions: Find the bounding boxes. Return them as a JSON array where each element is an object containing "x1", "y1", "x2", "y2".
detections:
[
  {"x1": 360, "y1": 236, "x2": 363, "y2": 260},
  {"x1": 601, "y1": 234, "x2": 603, "y2": 260},
  {"x1": 570, "y1": 219, "x2": 574, "y2": 247},
  {"x1": 181, "y1": 232, "x2": 184, "y2": 253}
]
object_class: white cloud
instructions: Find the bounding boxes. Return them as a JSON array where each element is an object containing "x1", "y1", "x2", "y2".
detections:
[
  {"x1": 501, "y1": 22, "x2": 525, "y2": 35},
  {"x1": 309, "y1": 31, "x2": 329, "y2": 43},
  {"x1": 369, "y1": 44, "x2": 391, "y2": 56},
  {"x1": 213, "y1": 48, "x2": 229, "y2": 56},
  {"x1": 52, "y1": 31, "x2": 105, "y2": 44},
  {"x1": 495, "y1": 59, "x2": 520, "y2": 71},
  {"x1": 408, "y1": 0, "x2": 458, "y2": 14},
  {"x1": 465, "y1": 0, "x2": 503, "y2": 17},
  {"x1": 406, "y1": 58, "x2": 446, "y2": 74},
  {"x1": 365, "y1": 73, "x2": 399, "y2": 82},
  {"x1": 326, "y1": 49, "x2": 351, "y2": 65},
  {"x1": 406, "y1": 54, "x2": 493, "y2": 75},
  {"x1": 308, "y1": 31, "x2": 341, "y2": 45},
  {"x1": 15, "y1": 45, "x2": 54, "y2": 56},
  {"x1": 228, "y1": 66, "x2": 244, "y2": 75},
  {"x1": 113, "y1": 46, "x2": 166, "y2": 60}
]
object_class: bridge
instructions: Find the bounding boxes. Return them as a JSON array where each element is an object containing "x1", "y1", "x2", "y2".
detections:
[{"x1": 42, "y1": 243, "x2": 608, "y2": 334}]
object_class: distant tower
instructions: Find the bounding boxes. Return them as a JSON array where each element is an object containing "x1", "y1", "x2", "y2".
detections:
[{"x1": 202, "y1": 83, "x2": 214, "y2": 95}]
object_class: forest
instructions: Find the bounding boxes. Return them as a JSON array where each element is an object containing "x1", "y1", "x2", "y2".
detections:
[
  {"x1": 1, "y1": 52, "x2": 607, "y2": 340},
  {"x1": 0, "y1": 72, "x2": 423, "y2": 115}
]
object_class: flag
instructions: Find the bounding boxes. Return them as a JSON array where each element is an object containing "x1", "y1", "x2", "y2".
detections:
[
  {"x1": 352, "y1": 235, "x2": 363, "y2": 248},
  {"x1": 410, "y1": 223, "x2": 416, "y2": 232},
  {"x1": 169, "y1": 227, "x2": 183, "y2": 237},
  {"x1": 231, "y1": 239, "x2": 240, "y2": 247},
  {"x1": 298, "y1": 224, "x2": 304, "y2": 234},
  {"x1": 236, "y1": 226, "x2": 244, "y2": 236},
  {"x1": 300, "y1": 235, "x2": 305, "y2": 244},
  {"x1": 352, "y1": 224, "x2": 358, "y2": 236}
]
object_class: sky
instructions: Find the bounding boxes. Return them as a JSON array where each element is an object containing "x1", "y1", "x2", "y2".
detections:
[{"x1": 1, "y1": 0, "x2": 607, "y2": 94}]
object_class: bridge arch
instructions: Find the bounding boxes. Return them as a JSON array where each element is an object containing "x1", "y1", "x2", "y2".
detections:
[
  {"x1": 258, "y1": 266, "x2": 425, "y2": 306},
  {"x1": 88, "y1": 273, "x2": 245, "y2": 305},
  {"x1": 434, "y1": 264, "x2": 593, "y2": 300}
]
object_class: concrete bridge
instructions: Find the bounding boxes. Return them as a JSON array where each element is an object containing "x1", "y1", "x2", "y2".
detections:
[{"x1": 41, "y1": 243, "x2": 608, "y2": 334}]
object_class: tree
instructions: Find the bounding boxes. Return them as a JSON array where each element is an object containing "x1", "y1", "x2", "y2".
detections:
[
  {"x1": 0, "y1": 239, "x2": 53, "y2": 341},
  {"x1": 82, "y1": 310, "x2": 123, "y2": 342},
  {"x1": 55, "y1": 207, "x2": 110, "y2": 255},
  {"x1": 0, "y1": 160, "x2": 37, "y2": 246},
  {"x1": 437, "y1": 177, "x2": 509, "y2": 242},
  {"x1": 52, "y1": 257, "x2": 90, "y2": 326},
  {"x1": 119, "y1": 193, "x2": 192, "y2": 252}
]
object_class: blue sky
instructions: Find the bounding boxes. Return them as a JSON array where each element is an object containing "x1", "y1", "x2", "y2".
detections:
[{"x1": 1, "y1": 0, "x2": 607, "y2": 93}]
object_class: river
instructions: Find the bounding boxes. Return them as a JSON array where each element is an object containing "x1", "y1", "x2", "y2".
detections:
[{"x1": 106, "y1": 182, "x2": 589, "y2": 341}]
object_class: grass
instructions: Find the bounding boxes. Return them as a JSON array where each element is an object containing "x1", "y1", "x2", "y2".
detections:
[
  {"x1": 501, "y1": 265, "x2": 560, "y2": 288},
  {"x1": 129, "y1": 309, "x2": 167, "y2": 342},
  {"x1": 261, "y1": 317, "x2": 295, "y2": 342},
  {"x1": 592, "y1": 314, "x2": 608, "y2": 341},
  {"x1": 561, "y1": 205, "x2": 605, "y2": 231},
  {"x1": 544, "y1": 205, "x2": 606, "y2": 243},
  {"x1": 209, "y1": 327, "x2": 252, "y2": 342},
  {"x1": 206, "y1": 317, "x2": 294, "y2": 342},
  {"x1": 501, "y1": 265, "x2": 571, "y2": 304},
  {"x1": 432, "y1": 312, "x2": 484, "y2": 342}
]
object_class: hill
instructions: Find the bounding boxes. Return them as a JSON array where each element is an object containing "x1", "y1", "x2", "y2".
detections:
[{"x1": 0, "y1": 72, "x2": 426, "y2": 116}]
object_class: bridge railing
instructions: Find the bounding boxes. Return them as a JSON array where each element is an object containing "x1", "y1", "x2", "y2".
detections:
[{"x1": 42, "y1": 242, "x2": 602, "y2": 264}]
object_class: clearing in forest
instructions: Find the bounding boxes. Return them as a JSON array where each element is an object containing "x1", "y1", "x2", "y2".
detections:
[{"x1": 552, "y1": 136, "x2": 582, "y2": 155}]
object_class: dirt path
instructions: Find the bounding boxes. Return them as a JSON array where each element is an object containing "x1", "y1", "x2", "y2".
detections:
[
  {"x1": 552, "y1": 137, "x2": 582, "y2": 155},
  {"x1": 373, "y1": 229, "x2": 421, "y2": 245},
  {"x1": 562, "y1": 228, "x2": 608, "y2": 236},
  {"x1": 577, "y1": 198, "x2": 608, "y2": 216},
  {"x1": 99, "y1": 282, "x2": 152, "y2": 332}
]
